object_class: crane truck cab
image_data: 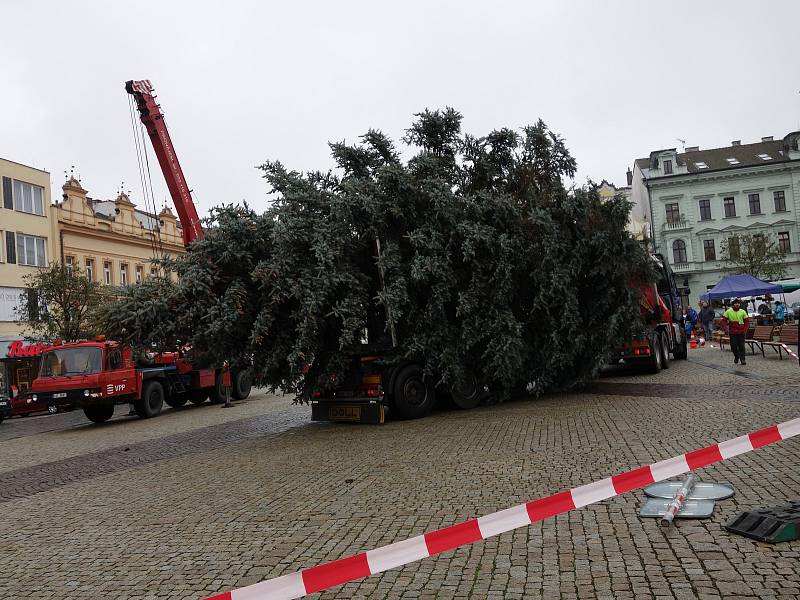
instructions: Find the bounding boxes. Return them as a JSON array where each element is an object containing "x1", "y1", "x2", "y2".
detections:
[{"x1": 30, "y1": 339, "x2": 251, "y2": 423}]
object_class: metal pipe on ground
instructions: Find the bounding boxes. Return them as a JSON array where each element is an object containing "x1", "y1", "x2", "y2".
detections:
[{"x1": 661, "y1": 473, "x2": 697, "y2": 527}]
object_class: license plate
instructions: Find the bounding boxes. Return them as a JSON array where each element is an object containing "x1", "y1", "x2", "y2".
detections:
[
  {"x1": 0, "y1": 401, "x2": 7, "y2": 406},
  {"x1": 53, "y1": 392, "x2": 67, "y2": 399},
  {"x1": 328, "y1": 405, "x2": 361, "y2": 421}
]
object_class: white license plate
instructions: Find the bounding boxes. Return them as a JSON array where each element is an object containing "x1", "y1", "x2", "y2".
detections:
[
  {"x1": 53, "y1": 392, "x2": 67, "y2": 399},
  {"x1": 0, "y1": 401, "x2": 7, "y2": 406}
]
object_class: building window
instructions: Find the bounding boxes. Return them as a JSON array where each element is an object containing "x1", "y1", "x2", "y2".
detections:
[
  {"x1": 672, "y1": 239, "x2": 687, "y2": 264},
  {"x1": 723, "y1": 197, "x2": 736, "y2": 218},
  {"x1": 4, "y1": 232, "x2": 15, "y2": 264},
  {"x1": 85, "y1": 258, "x2": 94, "y2": 281},
  {"x1": 103, "y1": 261, "x2": 112, "y2": 285},
  {"x1": 13, "y1": 180, "x2": 45, "y2": 216},
  {"x1": 774, "y1": 190, "x2": 787, "y2": 212},
  {"x1": 65, "y1": 256, "x2": 74, "y2": 272},
  {"x1": 703, "y1": 239, "x2": 716, "y2": 261},
  {"x1": 748, "y1": 193, "x2": 761, "y2": 215},
  {"x1": 698, "y1": 198, "x2": 711, "y2": 221},
  {"x1": 779, "y1": 231, "x2": 791, "y2": 253},
  {"x1": 663, "y1": 159, "x2": 673, "y2": 175},
  {"x1": 136, "y1": 265, "x2": 144, "y2": 284},
  {"x1": 728, "y1": 237, "x2": 740, "y2": 259},
  {"x1": 665, "y1": 203, "x2": 681, "y2": 224},
  {"x1": 120, "y1": 263, "x2": 128, "y2": 286},
  {"x1": 16, "y1": 234, "x2": 47, "y2": 266},
  {"x1": 150, "y1": 266, "x2": 158, "y2": 278}
]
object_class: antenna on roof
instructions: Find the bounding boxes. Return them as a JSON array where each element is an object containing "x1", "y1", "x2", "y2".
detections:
[{"x1": 677, "y1": 138, "x2": 686, "y2": 152}]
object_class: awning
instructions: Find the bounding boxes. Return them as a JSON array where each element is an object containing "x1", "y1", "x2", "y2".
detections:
[{"x1": 699, "y1": 274, "x2": 784, "y2": 301}]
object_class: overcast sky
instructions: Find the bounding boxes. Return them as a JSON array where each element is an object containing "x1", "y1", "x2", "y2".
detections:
[{"x1": 3, "y1": 1, "x2": 799, "y2": 219}]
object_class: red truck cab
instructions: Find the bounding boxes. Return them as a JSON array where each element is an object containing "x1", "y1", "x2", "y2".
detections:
[{"x1": 30, "y1": 340, "x2": 251, "y2": 424}]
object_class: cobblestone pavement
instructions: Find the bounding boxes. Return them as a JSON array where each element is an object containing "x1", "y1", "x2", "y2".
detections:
[
  {"x1": 0, "y1": 390, "x2": 300, "y2": 473},
  {"x1": 1, "y1": 360, "x2": 799, "y2": 599}
]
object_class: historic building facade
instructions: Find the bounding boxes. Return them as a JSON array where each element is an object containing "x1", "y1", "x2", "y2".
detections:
[
  {"x1": 56, "y1": 176, "x2": 184, "y2": 287},
  {"x1": 630, "y1": 132, "x2": 800, "y2": 297}
]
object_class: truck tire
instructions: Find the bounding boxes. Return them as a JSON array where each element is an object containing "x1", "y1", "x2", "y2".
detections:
[
  {"x1": 450, "y1": 371, "x2": 482, "y2": 409},
  {"x1": 232, "y1": 369, "x2": 252, "y2": 400},
  {"x1": 392, "y1": 364, "x2": 436, "y2": 420},
  {"x1": 135, "y1": 380, "x2": 164, "y2": 418},
  {"x1": 209, "y1": 371, "x2": 228, "y2": 404},
  {"x1": 660, "y1": 332, "x2": 670, "y2": 369},
  {"x1": 188, "y1": 390, "x2": 208, "y2": 404},
  {"x1": 649, "y1": 336, "x2": 663, "y2": 374},
  {"x1": 84, "y1": 403, "x2": 114, "y2": 423},
  {"x1": 165, "y1": 394, "x2": 188, "y2": 408},
  {"x1": 673, "y1": 330, "x2": 688, "y2": 359}
]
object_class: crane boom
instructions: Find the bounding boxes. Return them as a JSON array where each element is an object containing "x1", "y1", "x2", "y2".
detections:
[{"x1": 125, "y1": 79, "x2": 204, "y2": 246}]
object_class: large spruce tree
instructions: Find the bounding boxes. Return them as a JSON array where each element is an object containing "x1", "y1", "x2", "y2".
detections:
[{"x1": 97, "y1": 109, "x2": 651, "y2": 401}]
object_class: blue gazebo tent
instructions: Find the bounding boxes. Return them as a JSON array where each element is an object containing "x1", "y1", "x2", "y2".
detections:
[{"x1": 699, "y1": 274, "x2": 784, "y2": 301}]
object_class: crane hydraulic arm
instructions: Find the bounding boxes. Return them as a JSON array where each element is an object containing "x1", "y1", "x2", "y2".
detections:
[{"x1": 125, "y1": 79, "x2": 204, "y2": 246}]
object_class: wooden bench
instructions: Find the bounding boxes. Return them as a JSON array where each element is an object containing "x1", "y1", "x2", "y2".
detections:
[
  {"x1": 745, "y1": 325, "x2": 774, "y2": 356},
  {"x1": 761, "y1": 326, "x2": 799, "y2": 359}
]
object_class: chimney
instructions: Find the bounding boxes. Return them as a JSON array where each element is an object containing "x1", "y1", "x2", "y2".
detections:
[
  {"x1": 762, "y1": 136, "x2": 773, "y2": 142},
  {"x1": 731, "y1": 140, "x2": 741, "y2": 146},
  {"x1": 626, "y1": 167, "x2": 633, "y2": 186},
  {"x1": 685, "y1": 146, "x2": 699, "y2": 152}
]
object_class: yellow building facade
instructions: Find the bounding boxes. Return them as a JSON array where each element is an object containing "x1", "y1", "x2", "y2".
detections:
[
  {"x1": 0, "y1": 159, "x2": 56, "y2": 339},
  {"x1": 56, "y1": 176, "x2": 184, "y2": 288}
]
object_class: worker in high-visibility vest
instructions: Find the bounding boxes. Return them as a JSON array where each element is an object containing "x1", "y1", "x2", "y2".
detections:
[{"x1": 721, "y1": 299, "x2": 749, "y2": 366}]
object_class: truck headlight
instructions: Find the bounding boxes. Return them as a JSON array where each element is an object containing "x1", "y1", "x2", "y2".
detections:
[
  {"x1": 84, "y1": 389, "x2": 90, "y2": 397},
  {"x1": 32, "y1": 394, "x2": 38, "y2": 402}
]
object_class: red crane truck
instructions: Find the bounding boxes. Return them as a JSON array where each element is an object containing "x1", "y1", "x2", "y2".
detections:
[{"x1": 28, "y1": 79, "x2": 252, "y2": 423}]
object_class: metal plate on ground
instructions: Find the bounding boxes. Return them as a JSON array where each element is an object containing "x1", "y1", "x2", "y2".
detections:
[
  {"x1": 640, "y1": 498, "x2": 716, "y2": 519},
  {"x1": 644, "y1": 481, "x2": 735, "y2": 500}
]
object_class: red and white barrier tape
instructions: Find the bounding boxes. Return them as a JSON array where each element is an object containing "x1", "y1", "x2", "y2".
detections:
[
  {"x1": 204, "y1": 417, "x2": 800, "y2": 600},
  {"x1": 781, "y1": 344, "x2": 799, "y2": 360}
]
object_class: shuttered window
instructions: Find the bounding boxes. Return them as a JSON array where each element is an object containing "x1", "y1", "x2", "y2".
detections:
[{"x1": 2, "y1": 177, "x2": 12, "y2": 210}]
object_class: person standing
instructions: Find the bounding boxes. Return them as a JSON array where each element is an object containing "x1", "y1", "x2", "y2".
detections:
[
  {"x1": 685, "y1": 303, "x2": 699, "y2": 337},
  {"x1": 774, "y1": 300, "x2": 786, "y2": 326},
  {"x1": 699, "y1": 302, "x2": 715, "y2": 343},
  {"x1": 721, "y1": 299, "x2": 750, "y2": 365}
]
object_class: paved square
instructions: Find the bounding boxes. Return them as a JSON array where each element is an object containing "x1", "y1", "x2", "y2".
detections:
[{"x1": 0, "y1": 349, "x2": 798, "y2": 599}]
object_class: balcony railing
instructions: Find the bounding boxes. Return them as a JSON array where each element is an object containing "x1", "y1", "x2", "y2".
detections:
[
  {"x1": 664, "y1": 220, "x2": 691, "y2": 231},
  {"x1": 672, "y1": 262, "x2": 693, "y2": 272}
]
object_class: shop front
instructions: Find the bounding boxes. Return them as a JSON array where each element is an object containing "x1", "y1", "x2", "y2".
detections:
[{"x1": 0, "y1": 338, "x2": 51, "y2": 416}]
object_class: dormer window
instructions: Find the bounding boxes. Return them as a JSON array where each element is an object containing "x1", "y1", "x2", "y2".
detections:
[
  {"x1": 726, "y1": 157, "x2": 740, "y2": 165},
  {"x1": 695, "y1": 162, "x2": 709, "y2": 169},
  {"x1": 663, "y1": 159, "x2": 673, "y2": 174},
  {"x1": 757, "y1": 153, "x2": 772, "y2": 161}
]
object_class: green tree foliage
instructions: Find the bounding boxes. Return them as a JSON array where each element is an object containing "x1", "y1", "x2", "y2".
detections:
[
  {"x1": 720, "y1": 233, "x2": 788, "y2": 281},
  {"x1": 98, "y1": 110, "x2": 652, "y2": 400},
  {"x1": 16, "y1": 263, "x2": 106, "y2": 342}
]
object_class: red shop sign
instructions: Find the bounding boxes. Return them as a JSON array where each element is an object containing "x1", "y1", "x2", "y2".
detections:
[{"x1": 7, "y1": 341, "x2": 49, "y2": 358}]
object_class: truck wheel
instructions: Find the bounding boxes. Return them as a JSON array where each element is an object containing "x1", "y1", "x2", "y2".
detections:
[
  {"x1": 84, "y1": 403, "x2": 114, "y2": 423},
  {"x1": 209, "y1": 371, "x2": 228, "y2": 404},
  {"x1": 188, "y1": 390, "x2": 208, "y2": 404},
  {"x1": 392, "y1": 364, "x2": 436, "y2": 420},
  {"x1": 673, "y1": 331, "x2": 688, "y2": 359},
  {"x1": 47, "y1": 405, "x2": 59, "y2": 414},
  {"x1": 450, "y1": 371, "x2": 482, "y2": 409},
  {"x1": 660, "y1": 332, "x2": 670, "y2": 369},
  {"x1": 135, "y1": 380, "x2": 164, "y2": 418},
  {"x1": 232, "y1": 369, "x2": 252, "y2": 400},
  {"x1": 165, "y1": 394, "x2": 188, "y2": 408},
  {"x1": 649, "y1": 336, "x2": 663, "y2": 374}
]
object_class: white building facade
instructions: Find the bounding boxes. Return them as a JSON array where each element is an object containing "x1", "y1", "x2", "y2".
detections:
[{"x1": 631, "y1": 132, "x2": 800, "y2": 298}]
